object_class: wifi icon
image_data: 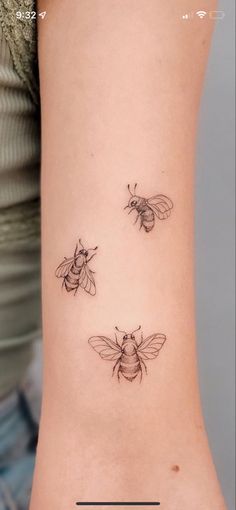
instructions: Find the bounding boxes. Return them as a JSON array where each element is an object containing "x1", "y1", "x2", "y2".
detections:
[{"x1": 196, "y1": 10, "x2": 207, "y2": 18}]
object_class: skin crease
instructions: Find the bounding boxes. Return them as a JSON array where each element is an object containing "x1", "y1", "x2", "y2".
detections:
[{"x1": 30, "y1": 1, "x2": 226, "y2": 509}]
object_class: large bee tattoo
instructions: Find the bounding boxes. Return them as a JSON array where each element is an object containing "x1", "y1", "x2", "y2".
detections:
[
  {"x1": 125, "y1": 183, "x2": 173, "y2": 233},
  {"x1": 55, "y1": 239, "x2": 98, "y2": 296},
  {"x1": 89, "y1": 326, "x2": 166, "y2": 382}
]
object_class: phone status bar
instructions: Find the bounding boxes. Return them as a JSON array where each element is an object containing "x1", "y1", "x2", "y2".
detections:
[{"x1": 181, "y1": 10, "x2": 225, "y2": 20}]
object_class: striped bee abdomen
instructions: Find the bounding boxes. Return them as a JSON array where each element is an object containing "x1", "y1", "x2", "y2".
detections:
[
  {"x1": 65, "y1": 263, "x2": 82, "y2": 292},
  {"x1": 120, "y1": 352, "x2": 141, "y2": 382},
  {"x1": 139, "y1": 205, "x2": 155, "y2": 232}
]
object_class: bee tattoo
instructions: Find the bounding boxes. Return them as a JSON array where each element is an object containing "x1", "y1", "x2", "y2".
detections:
[
  {"x1": 55, "y1": 239, "x2": 98, "y2": 296},
  {"x1": 89, "y1": 326, "x2": 166, "y2": 382},
  {"x1": 124, "y1": 183, "x2": 173, "y2": 233}
]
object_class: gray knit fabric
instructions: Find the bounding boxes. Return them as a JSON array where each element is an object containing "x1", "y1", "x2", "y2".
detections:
[
  {"x1": 0, "y1": 8, "x2": 40, "y2": 208},
  {"x1": 0, "y1": 2, "x2": 40, "y2": 398},
  {"x1": 0, "y1": 0, "x2": 39, "y2": 104}
]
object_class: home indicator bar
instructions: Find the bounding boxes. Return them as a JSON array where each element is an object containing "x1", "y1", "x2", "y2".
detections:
[{"x1": 76, "y1": 503, "x2": 160, "y2": 507}]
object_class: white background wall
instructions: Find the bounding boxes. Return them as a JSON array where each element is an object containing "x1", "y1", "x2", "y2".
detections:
[{"x1": 196, "y1": 1, "x2": 235, "y2": 507}]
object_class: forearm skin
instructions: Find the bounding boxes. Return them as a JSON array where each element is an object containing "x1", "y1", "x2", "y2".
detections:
[{"x1": 30, "y1": 1, "x2": 226, "y2": 509}]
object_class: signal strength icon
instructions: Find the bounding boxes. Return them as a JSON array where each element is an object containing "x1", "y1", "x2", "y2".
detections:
[
  {"x1": 196, "y1": 10, "x2": 207, "y2": 18},
  {"x1": 182, "y1": 13, "x2": 192, "y2": 19}
]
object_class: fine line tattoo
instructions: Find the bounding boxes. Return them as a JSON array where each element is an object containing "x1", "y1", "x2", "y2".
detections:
[
  {"x1": 89, "y1": 326, "x2": 166, "y2": 382},
  {"x1": 55, "y1": 239, "x2": 98, "y2": 296},
  {"x1": 124, "y1": 183, "x2": 173, "y2": 233}
]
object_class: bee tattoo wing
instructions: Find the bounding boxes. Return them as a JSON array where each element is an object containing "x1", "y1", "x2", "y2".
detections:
[
  {"x1": 147, "y1": 195, "x2": 173, "y2": 220},
  {"x1": 137, "y1": 334, "x2": 166, "y2": 360},
  {"x1": 79, "y1": 263, "x2": 96, "y2": 296},
  {"x1": 55, "y1": 257, "x2": 76, "y2": 278},
  {"x1": 89, "y1": 336, "x2": 122, "y2": 361}
]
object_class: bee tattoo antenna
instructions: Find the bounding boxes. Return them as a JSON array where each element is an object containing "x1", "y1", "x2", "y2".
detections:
[
  {"x1": 115, "y1": 326, "x2": 127, "y2": 334},
  {"x1": 127, "y1": 184, "x2": 133, "y2": 196},
  {"x1": 131, "y1": 325, "x2": 141, "y2": 335},
  {"x1": 79, "y1": 239, "x2": 85, "y2": 249},
  {"x1": 128, "y1": 183, "x2": 138, "y2": 196}
]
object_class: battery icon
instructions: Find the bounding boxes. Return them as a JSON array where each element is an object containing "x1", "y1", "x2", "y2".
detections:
[{"x1": 209, "y1": 11, "x2": 225, "y2": 19}]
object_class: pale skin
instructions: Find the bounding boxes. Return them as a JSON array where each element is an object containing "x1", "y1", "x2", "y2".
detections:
[{"x1": 30, "y1": 1, "x2": 226, "y2": 509}]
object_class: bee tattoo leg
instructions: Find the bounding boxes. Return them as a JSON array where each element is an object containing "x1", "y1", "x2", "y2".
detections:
[
  {"x1": 112, "y1": 358, "x2": 121, "y2": 378},
  {"x1": 139, "y1": 364, "x2": 143, "y2": 383},
  {"x1": 128, "y1": 208, "x2": 136, "y2": 215},
  {"x1": 134, "y1": 212, "x2": 141, "y2": 225},
  {"x1": 140, "y1": 358, "x2": 148, "y2": 375},
  {"x1": 87, "y1": 254, "x2": 96, "y2": 263}
]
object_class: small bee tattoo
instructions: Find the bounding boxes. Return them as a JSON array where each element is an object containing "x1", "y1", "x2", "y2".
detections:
[
  {"x1": 124, "y1": 183, "x2": 173, "y2": 233},
  {"x1": 55, "y1": 239, "x2": 98, "y2": 296},
  {"x1": 89, "y1": 326, "x2": 166, "y2": 383}
]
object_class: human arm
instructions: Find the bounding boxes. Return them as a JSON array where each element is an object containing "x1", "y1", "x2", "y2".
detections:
[{"x1": 30, "y1": 1, "x2": 226, "y2": 508}]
